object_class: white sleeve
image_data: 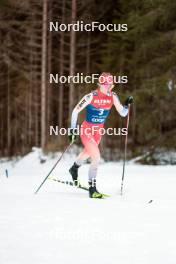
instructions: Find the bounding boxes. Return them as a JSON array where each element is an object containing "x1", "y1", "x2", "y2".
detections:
[
  {"x1": 71, "y1": 93, "x2": 93, "y2": 129},
  {"x1": 113, "y1": 93, "x2": 128, "y2": 117}
]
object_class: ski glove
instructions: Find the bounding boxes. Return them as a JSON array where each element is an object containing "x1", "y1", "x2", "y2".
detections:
[
  {"x1": 124, "y1": 96, "x2": 133, "y2": 108},
  {"x1": 68, "y1": 128, "x2": 77, "y2": 143}
]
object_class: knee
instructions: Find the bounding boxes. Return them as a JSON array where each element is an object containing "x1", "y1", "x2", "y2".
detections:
[{"x1": 91, "y1": 153, "x2": 100, "y2": 166}]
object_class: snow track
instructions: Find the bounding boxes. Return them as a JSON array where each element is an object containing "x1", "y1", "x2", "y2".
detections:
[{"x1": 0, "y1": 149, "x2": 176, "y2": 264}]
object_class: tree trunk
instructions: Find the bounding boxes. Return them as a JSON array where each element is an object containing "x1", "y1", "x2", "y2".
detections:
[
  {"x1": 41, "y1": 0, "x2": 48, "y2": 150},
  {"x1": 58, "y1": 0, "x2": 66, "y2": 131},
  {"x1": 69, "y1": 0, "x2": 76, "y2": 117},
  {"x1": 7, "y1": 62, "x2": 11, "y2": 156},
  {"x1": 47, "y1": 1, "x2": 52, "y2": 144}
]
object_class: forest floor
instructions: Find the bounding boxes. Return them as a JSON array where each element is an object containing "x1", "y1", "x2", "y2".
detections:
[{"x1": 0, "y1": 148, "x2": 176, "y2": 264}]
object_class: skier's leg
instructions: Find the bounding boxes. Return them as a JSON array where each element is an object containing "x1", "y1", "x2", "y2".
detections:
[
  {"x1": 80, "y1": 137, "x2": 103, "y2": 198},
  {"x1": 82, "y1": 138, "x2": 100, "y2": 182},
  {"x1": 69, "y1": 148, "x2": 90, "y2": 182},
  {"x1": 69, "y1": 122, "x2": 102, "y2": 193},
  {"x1": 71, "y1": 123, "x2": 101, "y2": 182},
  {"x1": 75, "y1": 148, "x2": 90, "y2": 166}
]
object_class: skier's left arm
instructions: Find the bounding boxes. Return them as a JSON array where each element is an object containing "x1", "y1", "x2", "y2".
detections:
[{"x1": 113, "y1": 93, "x2": 133, "y2": 117}]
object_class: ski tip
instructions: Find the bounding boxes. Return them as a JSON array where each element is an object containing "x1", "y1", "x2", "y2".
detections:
[
  {"x1": 48, "y1": 176, "x2": 54, "y2": 180},
  {"x1": 102, "y1": 194, "x2": 110, "y2": 198}
]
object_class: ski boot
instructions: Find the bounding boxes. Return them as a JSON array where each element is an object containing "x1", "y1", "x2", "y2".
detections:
[
  {"x1": 88, "y1": 180, "x2": 103, "y2": 199},
  {"x1": 69, "y1": 162, "x2": 80, "y2": 185}
]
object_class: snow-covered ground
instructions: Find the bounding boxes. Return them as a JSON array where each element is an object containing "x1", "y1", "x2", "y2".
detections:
[{"x1": 0, "y1": 148, "x2": 176, "y2": 264}]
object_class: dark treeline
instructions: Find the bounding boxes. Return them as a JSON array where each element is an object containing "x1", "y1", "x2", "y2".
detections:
[{"x1": 0, "y1": 0, "x2": 176, "y2": 159}]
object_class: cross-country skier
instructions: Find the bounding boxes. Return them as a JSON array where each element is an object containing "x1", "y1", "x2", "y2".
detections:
[{"x1": 68, "y1": 72, "x2": 133, "y2": 198}]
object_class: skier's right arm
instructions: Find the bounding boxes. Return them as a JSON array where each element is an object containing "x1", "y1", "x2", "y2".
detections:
[{"x1": 71, "y1": 93, "x2": 93, "y2": 129}]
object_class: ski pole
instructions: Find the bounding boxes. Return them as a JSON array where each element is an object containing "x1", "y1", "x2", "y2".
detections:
[
  {"x1": 120, "y1": 105, "x2": 131, "y2": 195},
  {"x1": 34, "y1": 141, "x2": 74, "y2": 194}
]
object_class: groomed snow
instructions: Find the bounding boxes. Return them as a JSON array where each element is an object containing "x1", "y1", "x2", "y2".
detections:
[{"x1": 0, "y1": 148, "x2": 176, "y2": 264}]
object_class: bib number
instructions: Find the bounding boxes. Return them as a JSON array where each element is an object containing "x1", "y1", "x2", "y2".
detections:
[{"x1": 98, "y1": 109, "x2": 104, "y2": 116}]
